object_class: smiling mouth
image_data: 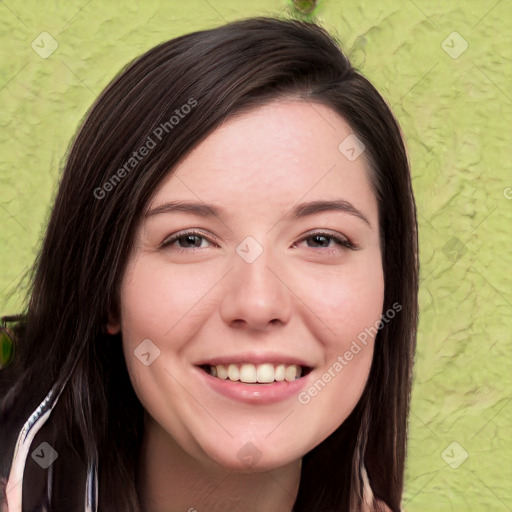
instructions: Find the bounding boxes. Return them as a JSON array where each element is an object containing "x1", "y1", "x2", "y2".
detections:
[{"x1": 199, "y1": 363, "x2": 312, "y2": 384}]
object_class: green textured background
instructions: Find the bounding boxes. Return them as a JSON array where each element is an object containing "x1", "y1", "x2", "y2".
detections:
[{"x1": 1, "y1": 1, "x2": 511, "y2": 510}]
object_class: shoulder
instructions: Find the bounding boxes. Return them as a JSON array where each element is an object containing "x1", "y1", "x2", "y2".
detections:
[{"x1": 375, "y1": 499, "x2": 393, "y2": 512}]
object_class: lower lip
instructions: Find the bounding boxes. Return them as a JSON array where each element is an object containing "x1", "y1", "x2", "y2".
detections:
[{"x1": 195, "y1": 367, "x2": 311, "y2": 404}]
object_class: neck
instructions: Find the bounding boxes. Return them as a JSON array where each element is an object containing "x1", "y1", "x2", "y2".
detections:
[{"x1": 136, "y1": 414, "x2": 302, "y2": 512}]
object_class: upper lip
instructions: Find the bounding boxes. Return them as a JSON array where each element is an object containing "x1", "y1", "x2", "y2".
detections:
[{"x1": 195, "y1": 352, "x2": 313, "y2": 368}]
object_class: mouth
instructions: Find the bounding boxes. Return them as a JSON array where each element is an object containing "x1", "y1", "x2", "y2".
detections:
[{"x1": 199, "y1": 363, "x2": 313, "y2": 384}]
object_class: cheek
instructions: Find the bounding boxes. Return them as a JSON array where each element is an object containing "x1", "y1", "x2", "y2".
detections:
[
  {"x1": 118, "y1": 256, "x2": 224, "y2": 415},
  {"x1": 119, "y1": 256, "x2": 219, "y2": 344},
  {"x1": 294, "y1": 255, "x2": 384, "y2": 430},
  {"x1": 301, "y1": 255, "x2": 385, "y2": 345}
]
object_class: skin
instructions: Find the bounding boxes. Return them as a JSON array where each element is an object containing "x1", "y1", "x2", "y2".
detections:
[{"x1": 108, "y1": 99, "x2": 384, "y2": 512}]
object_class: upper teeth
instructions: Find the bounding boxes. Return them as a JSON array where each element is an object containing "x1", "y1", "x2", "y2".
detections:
[{"x1": 208, "y1": 363, "x2": 302, "y2": 383}]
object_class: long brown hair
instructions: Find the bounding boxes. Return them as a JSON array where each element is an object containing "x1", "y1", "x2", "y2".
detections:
[{"x1": 0, "y1": 17, "x2": 418, "y2": 511}]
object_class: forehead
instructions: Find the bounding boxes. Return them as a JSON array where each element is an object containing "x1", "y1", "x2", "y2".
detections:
[{"x1": 148, "y1": 99, "x2": 377, "y2": 223}]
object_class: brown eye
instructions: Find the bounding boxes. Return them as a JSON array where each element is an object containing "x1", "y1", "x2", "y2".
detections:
[
  {"x1": 295, "y1": 231, "x2": 356, "y2": 251},
  {"x1": 161, "y1": 230, "x2": 215, "y2": 250}
]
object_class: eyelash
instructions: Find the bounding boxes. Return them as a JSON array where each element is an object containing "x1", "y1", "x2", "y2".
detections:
[{"x1": 160, "y1": 230, "x2": 357, "y2": 253}]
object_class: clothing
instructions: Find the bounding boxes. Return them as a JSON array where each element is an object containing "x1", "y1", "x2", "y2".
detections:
[{"x1": 3, "y1": 384, "x2": 97, "y2": 512}]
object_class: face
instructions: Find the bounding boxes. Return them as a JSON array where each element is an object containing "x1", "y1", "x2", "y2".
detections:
[{"x1": 109, "y1": 99, "x2": 384, "y2": 472}]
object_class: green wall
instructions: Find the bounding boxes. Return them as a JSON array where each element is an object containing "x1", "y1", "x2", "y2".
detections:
[{"x1": 1, "y1": 1, "x2": 510, "y2": 510}]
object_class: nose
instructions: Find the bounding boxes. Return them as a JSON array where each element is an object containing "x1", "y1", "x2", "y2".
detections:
[{"x1": 219, "y1": 241, "x2": 292, "y2": 333}]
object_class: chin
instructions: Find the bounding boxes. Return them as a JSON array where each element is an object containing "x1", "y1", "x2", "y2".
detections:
[{"x1": 198, "y1": 437, "x2": 306, "y2": 474}]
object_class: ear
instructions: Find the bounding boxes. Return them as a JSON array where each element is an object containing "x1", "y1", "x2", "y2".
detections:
[{"x1": 105, "y1": 312, "x2": 121, "y2": 335}]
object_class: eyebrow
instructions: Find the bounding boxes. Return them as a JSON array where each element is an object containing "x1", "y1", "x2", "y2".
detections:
[{"x1": 145, "y1": 199, "x2": 372, "y2": 228}]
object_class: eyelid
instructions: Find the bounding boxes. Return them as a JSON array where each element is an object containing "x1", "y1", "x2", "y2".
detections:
[
  {"x1": 160, "y1": 229, "x2": 218, "y2": 249},
  {"x1": 161, "y1": 228, "x2": 357, "y2": 252},
  {"x1": 295, "y1": 229, "x2": 357, "y2": 251}
]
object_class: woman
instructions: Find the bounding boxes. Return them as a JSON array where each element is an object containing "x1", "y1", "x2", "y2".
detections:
[{"x1": 0, "y1": 16, "x2": 418, "y2": 512}]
